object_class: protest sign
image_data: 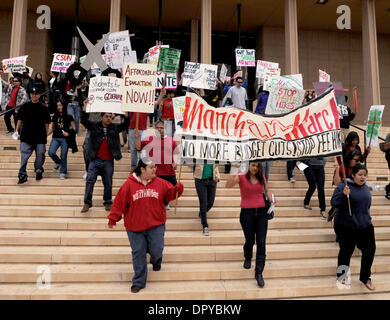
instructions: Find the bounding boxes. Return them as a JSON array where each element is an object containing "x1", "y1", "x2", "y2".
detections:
[
  {"x1": 2, "y1": 55, "x2": 28, "y2": 73},
  {"x1": 50, "y1": 53, "x2": 76, "y2": 73},
  {"x1": 366, "y1": 105, "x2": 385, "y2": 147},
  {"x1": 256, "y1": 60, "x2": 279, "y2": 79},
  {"x1": 104, "y1": 30, "x2": 131, "y2": 70},
  {"x1": 183, "y1": 62, "x2": 217, "y2": 90},
  {"x1": 173, "y1": 96, "x2": 186, "y2": 136},
  {"x1": 148, "y1": 45, "x2": 169, "y2": 65},
  {"x1": 122, "y1": 62, "x2": 157, "y2": 113},
  {"x1": 235, "y1": 49, "x2": 255, "y2": 67},
  {"x1": 180, "y1": 90, "x2": 341, "y2": 163},
  {"x1": 263, "y1": 68, "x2": 281, "y2": 91},
  {"x1": 319, "y1": 69, "x2": 330, "y2": 82},
  {"x1": 219, "y1": 64, "x2": 228, "y2": 82},
  {"x1": 87, "y1": 76, "x2": 124, "y2": 114},
  {"x1": 156, "y1": 72, "x2": 177, "y2": 90},
  {"x1": 265, "y1": 86, "x2": 306, "y2": 115},
  {"x1": 157, "y1": 47, "x2": 181, "y2": 74},
  {"x1": 265, "y1": 73, "x2": 302, "y2": 92},
  {"x1": 314, "y1": 82, "x2": 346, "y2": 118},
  {"x1": 125, "y1": 50, "x2": 138, "y2": 64},
  {"x1": 26, "y1": 66, "x2": 33, "y2": 78}
]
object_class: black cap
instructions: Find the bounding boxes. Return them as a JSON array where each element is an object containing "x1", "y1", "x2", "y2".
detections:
[{"x1": 30, "y1": 87, "x2": 42, "y2": 94}]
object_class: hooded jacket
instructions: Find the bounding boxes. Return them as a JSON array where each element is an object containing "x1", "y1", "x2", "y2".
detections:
[
  {"x1": 107, "y1": 173, "x2": 184, "y2": 231},
  {"x1": 1, "y1": 79, "x2": 28, "y2": 108},
  {"x1": 331, "y1": 178, "x2": 372, "y2": 230}
]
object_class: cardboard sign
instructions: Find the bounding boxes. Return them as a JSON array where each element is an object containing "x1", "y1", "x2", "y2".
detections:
[
  {"x1": 366, "y1": 105, "x2": 385, "y2": 147},
  {"x1": 51, "y1": 53, "x2": 76, "y2": 73},
  {"x1": 148, "y1": 45, "x2": 169, "y2": 65},
  {"x1": 180, "y1": 90, "x2": 341, "y2": 163},
  {"x1": 265, "y1": 87, "x2": 306, "y2": 115},
  {"x1": 235, "y1": 49, "x2": 256, "y2": 67},
  {"x1": 319, "y1": 69, "x2": 330, "y2": 82},
  {"x1": 219, "y1": 64, "x2": 228, "y2": 82},
  {"x1": 157, "y1": 47, "x2": 181, "y2": 74},
  {"x1": 156, "y1": 72, "x2": 177, "y2": 90},
  {"x1": 182, "y1": 62, "x2": 217, "y2": 90},
  {"x1": 173, "y1": 96, "x2": 186, "y2": 136},
  {"x1": 2, "y1": 55, "x2": 28, "y2": 73},
  {"x1": 87, "y1": 76, "x2": 124, "y2": 114},
  {"x1": 104, "y1": 30, "x2": 132, "y2": 70},
  {"x1": 256, "y1": 60, "x2": 279, "y2": 79},
  {"x1": 122, "y1": 62, "x2": 157, "y2": 113}
]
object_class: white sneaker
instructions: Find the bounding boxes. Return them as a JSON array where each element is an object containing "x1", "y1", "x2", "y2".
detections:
[
  {"x1": 97, "y1": 175, "x2": 102, "y2": 181},
  {"x1": 60, "y1": 173, "x2": 66, "y2": 180},
  {"x1": 288, "y1": 177, "x2": 296, "y2": 183},
  {"x1": 83, "y1": 172, "x2": 87, "y2": 180},
  {"x1": 203, "y1": 227, "x2": 209, "y2": 236},
  {"x1": 53, "y1": 164, "x2": 60, "y2": 172}
]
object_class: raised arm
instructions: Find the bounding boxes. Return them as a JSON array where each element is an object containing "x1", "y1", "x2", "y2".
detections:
[{"x1": 225, "y1": 175, "x2": 239, "y2": 188}]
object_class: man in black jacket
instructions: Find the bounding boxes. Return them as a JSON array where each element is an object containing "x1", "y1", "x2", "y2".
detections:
[{"x1": 80, "y1": 99, "x2": 130, "y2": 213}]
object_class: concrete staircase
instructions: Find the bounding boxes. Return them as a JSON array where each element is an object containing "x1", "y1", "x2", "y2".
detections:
[{"x1": 0, "y1": 119, "x2": 389, "y2": 300}]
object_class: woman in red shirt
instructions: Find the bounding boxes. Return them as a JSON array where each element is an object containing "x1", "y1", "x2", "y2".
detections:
[
  {"x1": 159, "y1": 89, "x2": 175, "y2": 137},
  {"x1": 226, "y1": 161, "x2": 276, "y2": 288}
]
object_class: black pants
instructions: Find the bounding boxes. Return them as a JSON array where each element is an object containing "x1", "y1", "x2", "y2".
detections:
[
  {"x1": 159, "y1": 175, "x2": 177, "y2": 186},
  {"x1": 4, "y1": 106, "x2": 17, "y2": 132},
  {"x1": 195, "y1": 178, "x2": 217, "y2": 228},
  {"x1": 303, "y1": 165, "x2": 326, "y2": 211},
  {"x1": 334, "y1": 223, "x2": 376, "y2": 283},
  {"x1": 286, "y1": 160, "x2": 296, "y2": 179},
  {"x1": 240, "y1": 207, "x2": 268, "y2": 262}
]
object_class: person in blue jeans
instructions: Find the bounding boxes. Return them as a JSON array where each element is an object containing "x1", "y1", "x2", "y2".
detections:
[
  {"x1": 67, "y1": 101, "x2": 81, "y2": 134},
  {"x1": 47, "y1": 101, "x2": 76, "y2": 179}
]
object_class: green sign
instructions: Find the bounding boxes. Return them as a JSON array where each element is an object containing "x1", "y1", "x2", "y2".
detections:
[
  {"x1": 366, "y1": 105, "x2": 385, "y2": 147},
  {"x1": 157, "y1": 48, "x2": 181, "y2": 74}
]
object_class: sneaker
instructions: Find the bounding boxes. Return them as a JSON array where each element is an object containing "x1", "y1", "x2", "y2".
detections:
[
  {"x1": 255, "y1": 273, "x2": 265, "y2": 288},
  {"x1": 105, "y1": 204, "x2": 112, "y2": 212},
  {"x1": 131, "y1": 285, "x2": 142, "y2": 293},
  {"x1": 53, "y1": 164, "x2": 60, "y2": 172},
  {"x1": 97, "y1": 175, "x2": 102, "y2": 181},
  {"x1": 17, "y1": 175, "x2": 28, "y2": 185},
  {"x1": 202, "y1": 227, "x2": 209, "y2": 236},
  {"x1": 59, "y1": 173, "x2": 66, "y2": 180},
  {"x1": 153, "y1": 264, "x2": 161, "y2": 271},
  {"x1": 83, "y1": 172, "x2": 87, "y2": 180},
  {"x1": 288, "y1": 177, "x2": 296, "y2": 183},
  {"x1": 81, "y1": 204, "x2": 91, "y2": 213},
  {"x1": 303, "y1": 205, "x2": 312, "y2": 210},
  {"x1": 165, "y1": 204, "x2": 171, "y2": 211},
  {"x1": 243, "y1": 259, "x2": 251, "y2": 269},
  {"x1": 6, "y1": 130, "x2": 14, "y2": 135},
  {"x1": 36, "y1": 170, "x2": 43, "y2": 181},
  {"x1": 320, "y1": 211, "x2": 327, "y2": 220}
]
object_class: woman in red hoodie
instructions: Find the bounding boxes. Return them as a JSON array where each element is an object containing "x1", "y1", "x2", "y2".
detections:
[{"x1": 107, "y1": 157, "x2": 184, "y2": 293}]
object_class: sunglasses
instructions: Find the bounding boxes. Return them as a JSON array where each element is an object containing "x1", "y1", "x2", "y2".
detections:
[{"x1": 237, "y1": 81, "x2": 243, "y2": 84}]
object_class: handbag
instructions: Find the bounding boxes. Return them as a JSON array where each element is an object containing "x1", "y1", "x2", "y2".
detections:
[
  {"x1": 327, "y1": 206, "x2": 338, "y2": 222},
  {"x1": 263, "y1": 192, "x2": 274, "y2": 220}
]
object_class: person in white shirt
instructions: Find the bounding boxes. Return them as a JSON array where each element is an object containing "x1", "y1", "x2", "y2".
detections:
[{"x1": 222, "y1": 76, "x2": 248, "y2": 110}]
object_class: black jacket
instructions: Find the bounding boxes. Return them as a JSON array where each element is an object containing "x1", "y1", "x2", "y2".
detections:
[{"x1": 80, "y1": 111, "x2": 130, "y2": 162}]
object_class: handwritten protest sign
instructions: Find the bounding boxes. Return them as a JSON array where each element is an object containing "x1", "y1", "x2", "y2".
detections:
[
  {"x1": 180, "y1": 90, "x2": 341, "y2": 163},
  {"x1": 50, "y1": 53, "x2": 76, "y2": 73},
  {"x1": 319, "y1": 69, "x2": 330, "y2": 82},
  {"x1": 2, "y1": 55, "x2": 28, "y2": 73},
  {"x1": 156, "y1": 72, "x2": 177, "y2": 90},
  {"x1": 125, "y1": 51, "x2": 138, "y2": 64},
  {"x1": 104, "y1": 30, "x2": 131, "y2": 69},
  {"x1": 263, "y1": 68, "x2": 281, "y2": 91},
  {"x1": 219, "y1": 64, "x2": 228, "y2": 82},
  {"x1": 314, "y1": 82, "x2": 346, "y2": 119},
  {"x1": 183, "y1": 62, "x2": 217, "y2": 90},
  {"x1": 256, "y1": 60, "x2": 279, "y2": 79},
  {"x1": 366, "y1": 105, "x2": 385, "y2": 147},
  {"x1": 157, "y1": 48, "x2": 181, "y2": 74},
  {"x1": 122, "y1": 62, "x2": 157, "y2": 113},
  {"x1": 264, "y1": 73, "x2": 303, "y2": 92},
  {"x1": 173, "y1": 96, "x2": 186, "y2": 136},
  {"x1": 87, "y1": 76, "x2": 124, "y2": 114},
  {"x1": 265, "y1": 86, "x2": 305, "y2": 115},
  {"x1": 235, "y1": 49, "x2": 255, "y2": 67},
  {"x1": 148, "y1": 45, "x2": 169, "y2": 65}
]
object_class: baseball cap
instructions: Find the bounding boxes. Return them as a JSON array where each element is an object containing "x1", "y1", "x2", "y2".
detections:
[{"x1": 30, "y1": 87, "x2": 42, "y2": 94}]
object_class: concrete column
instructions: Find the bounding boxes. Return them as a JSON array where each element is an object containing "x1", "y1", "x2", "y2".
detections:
[
  {"x1": 120, "y1": 15, "x2": 126, "y2": 31},
  {"x1": 284, "y1": 0, "x2": 299, "y2": 74},
  {"x1": 362, "y1": 0, "x2": 381, "y2": 109},
  {"x1": 201, "y1": 0, "x2": 212, "y2": 64},
  {"x1": 190, "y1": 19, "x2": 199, "y2": 62},
  {"x1": 110, "y1": 0, "x2": 121, "y2": 32},
  {"x1": 9, "y1": 0, "x2": 28, "y2": 58}
]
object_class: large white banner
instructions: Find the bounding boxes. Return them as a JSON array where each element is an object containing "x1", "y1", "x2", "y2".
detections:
[
  {"x1": 51, "y1": 53, "x2": 76, "y2": 73},
  {"x1": 2, "y1": 55, "x2": 28, "y2": 73},
  {"x1": 122, "y1": 62, "x2": 157, "y2": 113},
  {"x1": 104, "y1": 30, "x2": 132, "y2": 70},
  {"x1": 182, "y1": 62, "x2": 217, "y2": 90},
  {"x1": 256, "y1": 60, "x2": 279, "y2": 79},
  {"x1": 87, "y1": 76, "x2": 124, "y2": 114},
  {"x1": 180, "y1": 90, "x2": 342, "y2": 163}
]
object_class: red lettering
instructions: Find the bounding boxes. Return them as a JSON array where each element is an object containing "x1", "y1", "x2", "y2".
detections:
[
  {"x1": 234, "y1": 112, "x2": 247, "y2": 138},
  {"x1": 314, "y1": 112, "x2": 324, "y2": 132},
  {"x1": 329, "y1": 98, "x2": 340, "y2": 129},
  {"x1": 203, "y1": 110, "x2": 215, "y2": 135},
  {"x1": 307, "y1": 115, "x2": 318, "y2": 134},
  {"x1": 182, "y1": 98, "x2": 204, "y2": 134},
  {"x1": 322, "y1": 109, "x2": 333, "y2": 130}
]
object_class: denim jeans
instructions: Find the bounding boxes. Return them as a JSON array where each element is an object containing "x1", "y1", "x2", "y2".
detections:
[
  {"x1": 303, "y1": 165, "x2": 326, "y2": 211},
  {"x1": 262, "y1": 162, "x2": 271, "y2": 182},
  {"x1": 84, "y1": 158, "x2": 114, "y2": 206},
  {"x1": 194, "y1": 178, "x2": 217, "y2": 228},
  {"x1": 148, "y1": 105, "x2": 159, "y2": 126},
  {"x1": 67, "y1": 102, "x2": 81, "y2": 134},
  {"x1": 18, "y1": 142, "x2": 46, "y2": 178},
  {"x1": 83, "y1": 130, "x2": 90, "y2": 172},
  {"x1": 128, "y1": 129, "x2": 145, "y2": 170},
  {"x1": 164, "y1": 119, "x2": 175, "y2": 137},
  {"x1": 127, "y1": 224, "x2": 166, "y2": 288},
  {"x1": 287, "y1": 160, "x2": 297, "y2": 179},
  {"x1": 48, "y1": 138, "x2": 69, "y2": 174}
]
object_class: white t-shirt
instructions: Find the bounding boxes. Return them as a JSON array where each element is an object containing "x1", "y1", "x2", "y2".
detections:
[{"x1": 225, "y1": 86, "x2": 248, "y2": 109}]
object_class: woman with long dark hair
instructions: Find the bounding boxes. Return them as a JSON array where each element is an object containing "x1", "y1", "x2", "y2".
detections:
[
  {"x1": 226, "y1": 161, "x2": 276, "y2": 288},
  {"x1": 342, "y1": 131, "x2": 370, "y2": 162}
]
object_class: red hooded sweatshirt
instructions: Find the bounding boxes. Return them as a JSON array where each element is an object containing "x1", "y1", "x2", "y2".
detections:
[{"x1": 107, "y1": 173, "x2": 184, "y2": 232}]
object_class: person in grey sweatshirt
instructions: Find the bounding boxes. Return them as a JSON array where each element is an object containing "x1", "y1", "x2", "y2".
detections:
[
  {"x1": 300, "y1": 156, "x2": 328, "y2": 219},
  {"x1": 331, "y1": 164, "x2": 376, "y2": 291}
]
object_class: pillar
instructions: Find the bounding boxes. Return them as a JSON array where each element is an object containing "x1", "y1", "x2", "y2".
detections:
[
  {"x1": 110, "y1": 0, "x2": 121, "y2": 32},
  {"x1": 284, "y1": 0, "x2": 299, "y2": 74},
  {"x1": 191, "y1": 19, "x2": 199, "y2": 62},
  {"x1": 9, "y1": 0, "x2": 28, "y2": 58},
  {"x1": 201, "y1": 0, "x2": 212, "y2": 64},
  {"x1": 362, "y1": 0, "x2": 381, "y2": 109}
]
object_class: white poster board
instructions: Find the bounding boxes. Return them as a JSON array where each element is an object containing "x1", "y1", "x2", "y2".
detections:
[
  {"x1": 182, "y1": 62, "x2": 217, "y2": 90},
  {"x1": 235, "y1": 49, "x2": 256, "y2": 67},
  {"x1": 256, "y1": 60, "x2": 279, "y2": 79},
  {"x1": 219, "y1": 64, "x2": 228, "y2": 82},
  {"x1": 2, "y1": 55, "x2": 28, "y2": 73},
  {"x1": 147, "y1": 45, "x2": 169, "y2": 65},
  {"x1": 265, "y1": 87, "x2": 306, "y2": 115},
  {"x1": 104, "y1": 30, "x2": 132, "y2": 70},
  {"x1": 319, "y1": 69, "x2": 330, "y2": 82},
  {"x1": 51, "y1": 54, "x2": 76, "y2": 73}
]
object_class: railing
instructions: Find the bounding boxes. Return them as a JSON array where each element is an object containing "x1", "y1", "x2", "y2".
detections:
[
  {"x1": 350, "y1": 123, "x2": 386, "y2": 146},
  {"x1": 0, "y1": 90, "x2": 50, "y2": 118}
]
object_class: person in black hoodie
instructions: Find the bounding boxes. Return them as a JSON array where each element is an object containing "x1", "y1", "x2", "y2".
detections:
[
  {"x1": 80, "y1": 99, "x2": 130, "y2": 213},
  {"x1": 339, "y1": 96, "x2": 356, "y2": 143},
  {"x1": 33, "y1": 72, "x2": 46, "y2": 100},
  {"x1": 47, "y1": 100, "x2": 76, "y2": 179},
  {"x1": 331, "y1": 164, "x2": 376, "y2": 291}
]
